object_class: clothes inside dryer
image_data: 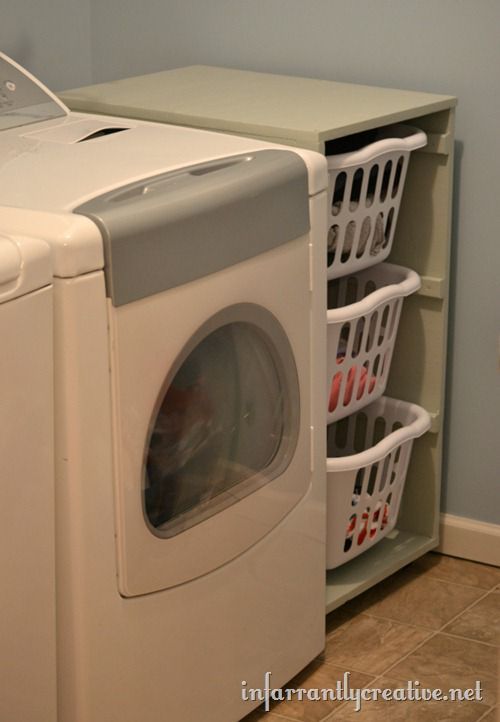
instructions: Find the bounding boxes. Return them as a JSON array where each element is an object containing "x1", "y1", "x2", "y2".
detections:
[{"x1": 145, "y1": 318, "x2": 299, "y2": 536}]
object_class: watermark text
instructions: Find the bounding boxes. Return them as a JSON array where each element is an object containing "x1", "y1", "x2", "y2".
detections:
[{"x1": 241, "y1": 672, "x2": 483, "y2": 713}]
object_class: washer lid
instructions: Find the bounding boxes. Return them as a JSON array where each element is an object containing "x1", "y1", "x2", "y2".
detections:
[
  {"x1": 0, "y1": 51, "x2": 67, "y2": 130},
  {"x1": 0, "y1": 234, "x2": 51, "y2": 304}
]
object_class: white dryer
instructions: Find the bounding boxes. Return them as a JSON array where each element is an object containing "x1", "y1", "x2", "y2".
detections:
[
  {"x1": 0, "y1": 233, "x2": 56, "y2": 722},
  {"x1": 0, "y1": 53, "x2": 327, "y2": 722}
]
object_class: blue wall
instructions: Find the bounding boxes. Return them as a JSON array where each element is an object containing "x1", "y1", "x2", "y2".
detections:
[
  {"x1": 1, "y1": 0, "x2": 92, "y2": 89},
  {"x1": 2, "y1": 0, "x2": 499, "y2": 525}
]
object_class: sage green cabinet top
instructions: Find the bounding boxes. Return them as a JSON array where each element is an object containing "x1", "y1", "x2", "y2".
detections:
[{"x1": 60, "y1": 65, "x2": 457, "y2": 152}]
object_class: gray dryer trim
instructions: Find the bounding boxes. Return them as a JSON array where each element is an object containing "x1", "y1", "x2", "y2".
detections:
[{"x1": 74, "y1": 149, "x2": 310, "y2": 306}]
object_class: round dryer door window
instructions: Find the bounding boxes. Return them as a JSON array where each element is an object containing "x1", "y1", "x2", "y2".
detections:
[{"x1": 144, "y1": 310, "x2": 300, "y2": 537}]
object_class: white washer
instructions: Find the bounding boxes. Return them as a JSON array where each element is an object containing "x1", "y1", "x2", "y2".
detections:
[
  {"x1": 0, "y1": 53, "x2": 327, "y2": 722},
  {"x1": 0, "y1": 233, "x2": 56, "y2": 722}
]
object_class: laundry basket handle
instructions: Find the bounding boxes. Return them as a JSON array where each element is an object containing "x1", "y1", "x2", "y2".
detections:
[
  {"x1": 327, "y1": 399, "x2": 431, "y2": 472},
  {"x1": 327, "y1": 263, "x2": 421, "y2": 325},
  {"x1": 327, "y1": 125, "x2": 427, "y2": 169}
]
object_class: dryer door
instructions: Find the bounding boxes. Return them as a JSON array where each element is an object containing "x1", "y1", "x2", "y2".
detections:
[
  {"x1": 78, "y1": 149, "x2": 313, "y2": 596},
  {"x1": 144, "y1": 307, "x2": 300, "y2": 538},
  {"x1": 108, "y1": 236, "x2": 313, "y2": 597}
]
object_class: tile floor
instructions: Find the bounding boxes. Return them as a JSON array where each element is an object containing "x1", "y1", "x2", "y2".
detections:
[{"x1": 242, "y1": 553, "x2": 500, "y2": 722}]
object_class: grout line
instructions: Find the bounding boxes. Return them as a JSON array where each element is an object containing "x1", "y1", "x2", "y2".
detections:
[
  {"x1": 388, "y1": 558, "x2": 500, "y2": 589},
  {"x1": 439, "y1": 629, "x2": 500, "y2": 649},
  {"x1": 421, "y1": 576, "x2": 500, "y2": 593},
  {"x1": 324, "y1": 573, "x2": 489, "y2": 634},
  {"x1": 318, "y1": 672, "x2": 388, "y2": 721},
  {"x1": 322, "y1": 660, "x2": 389, "y2": 677},
  {"x1": 321, "y1": 709, "x2": 344, "y2": 721},
  {"x1": 320, "y1": 571, "x2": 500, "y2": 716},
  {"x1": 248, "y1": 708, "x2": 301, "y2": 722},
  {"x1": 342, "y1": 608, "x2": 439, "y2": 633},
  {"x1": 323, "y1": 586, "x2": 496, "y2": 687},
  {"x1": 435, "y1": 585, "x2": 494, "y2": 632},
  {"x1": 327, "y1": 610, "x2": 436, "y2": 636},
  {"x1": 358, "y1": 580, "x2": 494, "y2": 637},
  {"x1": 378, "y1": 584, "x2": 496, "y2": 678},
  {"x1": 321, "y1": 702, "x2": 350, "y2": 721},
  {"x1": 475, "y1": 706, "x2": 497, "y2": 722},
  {"x1": 320, "y1": 564, "x2": 500, "y2": 719},
  {"x1": 319, "y1": 672, "x2": 414, "y2": 721},
  {"x1": 410, "y1": 574, "x2": 500, "y2": 593},
  {"x1": 376, "y1": 629, "x2": 440, "y2": 677},
  {"x1": 323, "y1": 612, "x2": 437, "y2": 684},
  {"x1": 254, "y1": 580, "x2": 500, "y2": 722},
  {"x1": 348, "y1": 607, "x2": 442, "y2": 633}
]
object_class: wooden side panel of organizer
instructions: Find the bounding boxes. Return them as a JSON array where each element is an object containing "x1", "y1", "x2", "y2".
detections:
[{"x1": 386, "y1": 107, "x2": 455, "y2": 540}]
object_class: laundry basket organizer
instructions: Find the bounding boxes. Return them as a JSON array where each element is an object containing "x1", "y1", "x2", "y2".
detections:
[
  {"x1": 327, "y1": 262, "x2": 420, "y2": 424},
  {"x1": 327, "y1": 125, "x2": 427, "y2": 279},
  {"x1": 326, "y1": 396, "x2": 431, "y2": 569}
]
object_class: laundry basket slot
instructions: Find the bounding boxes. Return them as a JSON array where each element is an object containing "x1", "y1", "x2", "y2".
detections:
[
  {"x1": 326, "y1": 396, "x2": 431, "y2": 569},
  {"x1": 327, "y1": 263, "x2": 420, "y2": 424},
  {"x1": 327, "y1": 125, "x2": 427, "y2": 279}
]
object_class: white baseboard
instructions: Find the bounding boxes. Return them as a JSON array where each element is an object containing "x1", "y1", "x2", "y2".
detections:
[{"x1": 438, "y1": 513, "x2": 500, "y2": 567}]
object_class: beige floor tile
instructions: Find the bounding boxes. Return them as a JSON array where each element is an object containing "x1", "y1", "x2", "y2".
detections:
[
  {"x1": 324, "y1": 613, "x2": 432, "y2": 675},
  {"x1": 409, "y1": 553, "x2": 500, "y2": 590},
  {"x1": 243, "y1": 660, "x2": 375, "y2": 722},
  {"x1": 444, "y1": 590, "x2": 500, "y2": 646},
  {"x1": 388, "y1": 633, "x2": 499, "y2": 707},
  {"x1": 325, "y1": 676, "x2": 489, "y2": 721},
  {"x1": 347, "y1": 566, "x2": 484, "y2": 629}
]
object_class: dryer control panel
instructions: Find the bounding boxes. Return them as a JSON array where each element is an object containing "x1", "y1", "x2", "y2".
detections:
[{"x1": 0, "y1": 52, "x2": 66, "y2": 130}]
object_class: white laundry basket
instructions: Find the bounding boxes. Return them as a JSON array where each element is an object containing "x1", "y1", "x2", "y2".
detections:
[
  {"x1": 326, "y1": 396, "x2": 431, "y2": 569},
  {"x1": 327, "y1": 262, "x2": 420, "y2": 424},
  {"x1": 327, "y1": 125, "x2": 427, "y2": 279}
]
